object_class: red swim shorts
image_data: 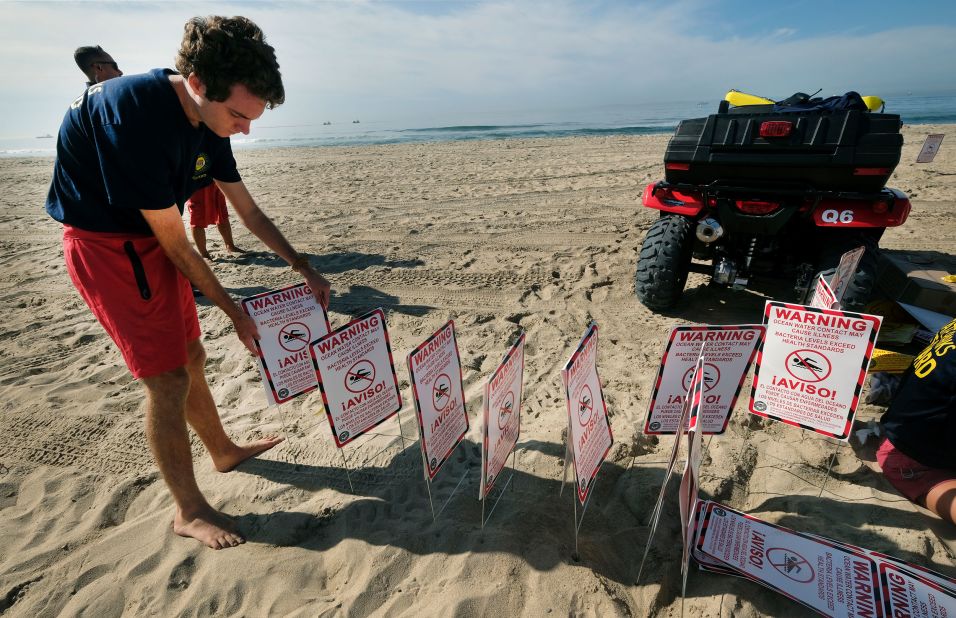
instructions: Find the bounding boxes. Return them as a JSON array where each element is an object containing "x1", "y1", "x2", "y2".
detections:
[
  {"x1": 876, "y1": 436, "x2": 955, "y2": 502},
  {"x1": 63, "y1": 226, "x2": 200, "y2": 379},
  {"x1": 187, "y1": 184, "x2": 228, "y2": 229}
]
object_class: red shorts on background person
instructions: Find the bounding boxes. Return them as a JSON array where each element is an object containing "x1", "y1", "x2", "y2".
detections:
[{"x1": 187, "y1": 183, "x2": 228, "y2": 228}]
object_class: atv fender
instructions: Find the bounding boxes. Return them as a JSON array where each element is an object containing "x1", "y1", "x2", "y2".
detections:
[
  {"x1": 642, "y1": 182, "x2": 705, "y2": 217},
  {"x1": 811, "y1": 188, "x2": 911, "y2": 228}
]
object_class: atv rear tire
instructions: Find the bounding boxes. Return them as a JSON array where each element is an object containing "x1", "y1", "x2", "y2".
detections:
[
  {"x1": 815, "y1": 232, "x2": 881, "y2": 313},
  {"x1": 635, "y1": 214, "x2": 695, "y2": 310}
]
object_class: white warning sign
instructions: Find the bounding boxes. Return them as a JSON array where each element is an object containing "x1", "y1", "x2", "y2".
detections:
[
  {"x1": 879, "y1": 562, "x2": 956, "y2": 616},
  {"x1": 241, "y1": 283, "x2": 331, "y2": 405},
  {"x1": 408, "y1": 320, "x2": 468, "y2": 480},
  {"x1": 480, "y1": 333, "x2": 525, "y2": 499},
  {"x1": 750, "y1": 302, "x2": 881, "y2": 440},
  {"x1": 310, "y1": 308, "x2": 402, "y2": 447},
  {"x1": 916, "y1": 133, "x2": 944, "y2": 163},
  {"x1": 696, "y1": 502, "x2": 882, "y2": 618},
  {"x1": 809, "y1": 275, "x2": 838, "y2": 310},
  {"x1": 828, "y1": 246, "x2": 865, "y2": 305},
  {"x1": 644, "y1": 325, "x2": 764, "y2": 434},
  {"x1": 563, "y1": 322, "x2": 613, "y2": 505}
]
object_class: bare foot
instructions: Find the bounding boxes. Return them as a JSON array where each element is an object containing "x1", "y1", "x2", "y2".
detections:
[
  {"x1": 200, "y1": 251, "x2": 212, "y2": 259},
  {"x1": 213, "y1": 436, "x2": 285, "y2": 472},
  {"x1": 226, "y1": 245, "x2": 245, "y2": 254},
  {"x1": 173, "y1": 507, "x2": 244, "y2": 550}
]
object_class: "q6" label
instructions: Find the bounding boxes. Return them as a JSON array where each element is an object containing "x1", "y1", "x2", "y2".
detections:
[{"x1": 821, "y1": 209, "x2": 854, "y2": 224}]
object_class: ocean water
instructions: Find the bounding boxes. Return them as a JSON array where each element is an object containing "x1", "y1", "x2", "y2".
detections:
[{"x1": 5, "y1": 94, "x2": 955, "y2": 158}]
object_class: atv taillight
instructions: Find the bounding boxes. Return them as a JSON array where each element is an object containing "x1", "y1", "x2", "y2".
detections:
[
  {"x1": 665, "y1": 163, "x2": 690, "y2": 171},
  {"x1": 872, "y1": 201, "x2": 888, "y2": 214},
  {"x1": 735, "y1": 199, "x2": 780, "y2": 215},
  {"x1": 759, "y1": 121, "x2": 792, "y2": 138},
  {"x1": 853, "y1": 167, "x2": 891, "y2": 176}
]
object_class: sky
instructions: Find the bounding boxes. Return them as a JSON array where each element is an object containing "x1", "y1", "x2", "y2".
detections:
[{"x1": 1, "y1": 0, "x2": 955, "y2": 138}]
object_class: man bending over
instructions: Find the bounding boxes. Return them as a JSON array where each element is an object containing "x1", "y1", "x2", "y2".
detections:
[{"x1": 46, "y1": 16, "x2": 331, "y2": 549}]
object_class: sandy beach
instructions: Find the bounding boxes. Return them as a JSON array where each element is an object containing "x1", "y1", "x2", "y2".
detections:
[{"x1": 1, "y1": 125, "x2": 954, "y2": 616}]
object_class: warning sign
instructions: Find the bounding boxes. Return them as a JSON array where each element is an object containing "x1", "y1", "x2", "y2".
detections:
[
  {"x1": 880, "y1": 563, "x2": 956, "y2": 618},
  {"x1": 310, "y1": 308, "x2": 402, "y2": 447},
  {"x1": 750, "y1": 302, "x2": 881, "y2": 440},
  {"x1": 809, "y1": 275, "x2": 838, "y2": 311},
  {"x1": 696, "y1": 502, "x2": 882, "y2": 618},
  {"x1": 644, "y1": 325, "x2": 764, "y2": 435},
  {"x1": 678, "y1": 357, "x2": 704, "y2": 588},
  {"x1": 407, "y1": 320, "x2": 468, "y2": 481},
  {"x1": 828, "y1": 246, "x2": 864, "y2": 305},
  {"x1": 241, "y1": 283, "x2": 331, "y2": 405},
  {"x1": 916, "y1": 133, "x2": 944, "y2": 163},
  {"x1": 562, "y1": 322, "x2": 613, "y2": 505},
  {"x1": 480, "y1": 333, "x2": 525, "y2": 499}
]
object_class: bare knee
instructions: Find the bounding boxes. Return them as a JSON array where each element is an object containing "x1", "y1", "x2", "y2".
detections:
[
  {"x1": 187, "y1": 339, "x2": 207, "y2": 369},
  {"x1": 142, "y1": 366, "x2": 191, "y2": 405}
]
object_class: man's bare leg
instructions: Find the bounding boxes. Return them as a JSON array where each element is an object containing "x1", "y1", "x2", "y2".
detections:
[
  {"x1": 217, "y1": 219, "x2": 243, "y2": 253},
  {"x1": 921, "y1": 480, "x2": 956, "y2": 526},
  {"x1": 183, "y1": 339, "x2": 283, "y2": 473},
  {"x1": 141, "y1": 367, "x2": 244, "y2": 549},
  {"x1": 191, "y1": 226, "x2": 211, "y2": 259}
]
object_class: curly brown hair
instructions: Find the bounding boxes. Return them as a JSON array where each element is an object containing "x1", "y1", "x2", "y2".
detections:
[{"x1": 175, "y1": 15, "x2": 285, "y2": 108}]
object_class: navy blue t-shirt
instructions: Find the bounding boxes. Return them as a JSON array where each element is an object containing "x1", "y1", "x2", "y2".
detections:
[
  {"x1": 45, "y1": 69, "x2": 241, "y2": 235},
  {"x1": 881, "y1": 318, "x2": 956, "y2": 469}
]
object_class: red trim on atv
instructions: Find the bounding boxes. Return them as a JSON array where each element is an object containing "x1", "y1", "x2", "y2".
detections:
[
  {"x1": 641, "y1": 182, "x2": 705, "y2": 216},
  {"x1": 810, "y1": 188, "x2": 911, "y2": 228}
]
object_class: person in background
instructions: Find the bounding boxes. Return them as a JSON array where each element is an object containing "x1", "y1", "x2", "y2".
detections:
[
  {"x1": 878, "y1": 318, "x2": 956, "y2": 525},
  {"x1": 47, "y1": 16, "x2": 331, "y2": 549},
  {"x1": 73, "y1": 45, "x2": 122, "y2": 86},
  {"x1": 187, "y1": 182, "x2": 243, "y2": 258}
]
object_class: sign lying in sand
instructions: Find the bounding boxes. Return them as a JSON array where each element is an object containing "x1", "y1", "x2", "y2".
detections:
[
  {"x1": 407, "y1": 320, "x2": 468, "y2": 480},
  {"x1": 480, "y1": 333, "x2": 525, "y2": 499},
  {"x1": 693, "y1": 501, "x2": 956, "y2": 617},
  {"x1": 644, "y1": 325, "x2": 764, "y2": 435},
  {"x1": 750, "y1": 302, "x2": 881, "y2": 441},
  {"x1": 562, "y1": 322, "x2": 612, "y2": 505},
  {"x1": 241, "y1": 283, "x2": 331, "y2": 405},
  {"x1": 310, "y1": 308, "x2": 402, "y2": 447}
]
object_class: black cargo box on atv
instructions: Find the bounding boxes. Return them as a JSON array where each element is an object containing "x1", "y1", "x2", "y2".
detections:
[{"x1": 664, "y1": 109, "x2": 903, "y2": 192}]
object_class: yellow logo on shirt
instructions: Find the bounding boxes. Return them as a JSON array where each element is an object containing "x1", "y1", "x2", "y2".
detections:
[{"x1": 192, "y1": 153, "x2": 210, "y2": 180}]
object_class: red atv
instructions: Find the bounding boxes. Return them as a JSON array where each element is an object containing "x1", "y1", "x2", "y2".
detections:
[{"x1": 635, "y1": 91, "x2": 910, "y2": 312}]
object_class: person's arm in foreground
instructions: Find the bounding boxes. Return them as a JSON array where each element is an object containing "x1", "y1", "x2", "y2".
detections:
[
  {"x1": 141, "y1": 206, "x2": 259, "y2": 353},
  {"x1": 216, "y1": 179, "x2": 331, "y2": 308}
]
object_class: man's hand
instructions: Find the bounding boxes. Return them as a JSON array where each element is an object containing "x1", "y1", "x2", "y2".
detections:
[
  {"x1": 232, "y1": 312, "x2": 261, "y2": 355},
  {"x1": 302, "y1": 267, "x2": 332, "y2": 309}
]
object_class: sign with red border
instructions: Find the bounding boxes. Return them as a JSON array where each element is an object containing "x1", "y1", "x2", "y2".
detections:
[
  {"x1": 480, "y1": 333, "x2": 525, "y2": 499},
  {"x1": 241, "y1": 283, "x2": 331, "y2": 405},
  {"x1": 310, "y1": 308, "x2": 401, "y2": 447},
  {"x1": 407, "y1": 320, "x2": 468, "y2": 481},
  {"x1": 678, "y1": 356, "x2": 704, "y2": 587},
  {"x1": 809, "y1": 275, "x2": 838, "y2": 310},
  {"x1": 750, "y1": 302, "x2": 881, "y2": 441},
  {"x1": 695, "y1": 501, "x2": 882, "y2": 617},
  {"x1": 562, "y1": 322, "x2": 613, "y2": 505},
  {"x1": 645, "y1": 325, "x2": 764, "y2": 435}
]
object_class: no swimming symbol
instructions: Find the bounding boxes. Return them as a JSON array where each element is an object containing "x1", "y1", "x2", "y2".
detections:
[
  {"x1": 279, "y1": 322, "x2": 311, "y2": 353},
  {"x1": 784, "y1": 349, "x2": 832, "y2": 383},
  {"x1": 345, "y1": 359, "x2": 376, "y2": 393},
  {"x1": 432, "y1": 373, "x2": 452, "y2": 412},
  {"x1": 577, "y1": 384, "x2": 594, "y2": 426},
  {"x1": 768, "y1": 547, "x2": 815, "y2": 583}
]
